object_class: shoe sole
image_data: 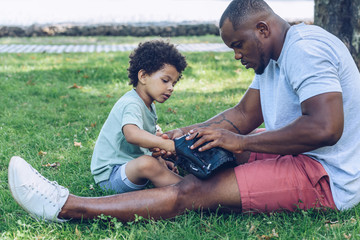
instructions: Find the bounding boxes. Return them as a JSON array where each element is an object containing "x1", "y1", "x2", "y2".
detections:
[
  {"x1": 8, "y1": 156, "x2": 41, "y2": 221},
  {"x1": 8, "y1": 156, "x2": 24, "y2": 207}
]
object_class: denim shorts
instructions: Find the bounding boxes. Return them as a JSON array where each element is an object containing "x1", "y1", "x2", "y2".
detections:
[{"x1": 98, "y1": 162, "x2": 149, "y2": 194}]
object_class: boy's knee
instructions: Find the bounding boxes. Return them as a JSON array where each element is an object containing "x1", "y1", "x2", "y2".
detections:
[{"x1": 135, "y1": 155, "x2": 162, "y2": 174}]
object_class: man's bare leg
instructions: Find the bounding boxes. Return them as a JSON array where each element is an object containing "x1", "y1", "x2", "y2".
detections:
[{"x1": 58, "y1": 168, "x2": 242, "y2": 222}]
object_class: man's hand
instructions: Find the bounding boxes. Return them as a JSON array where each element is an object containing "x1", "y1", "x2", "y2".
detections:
[
  {"x1": 186, "y1": 127, "x2": 244, "y2": 153},
  {"x1": 165, "y1": 128, "x2": 185, "y2": 139}
]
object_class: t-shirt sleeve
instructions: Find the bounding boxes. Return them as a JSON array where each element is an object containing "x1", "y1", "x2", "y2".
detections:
[
  {"x1": 120, "y1": 103, "x2": 144, "y2": 131},
  {"x1": 285, "y1": 40, "x2": 342, "y2": 103}
]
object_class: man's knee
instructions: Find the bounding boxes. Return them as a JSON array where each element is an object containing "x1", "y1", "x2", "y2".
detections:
[{"x1": 173, "y1": 175, "x2": 203, "y2": 210}]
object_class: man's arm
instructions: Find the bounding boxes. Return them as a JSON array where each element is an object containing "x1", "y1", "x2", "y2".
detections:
[
  {"x1": 242, "y1": 91, "x2": 344, "y2": 154},
  {"x1": 167, "y1": 88, "x2": 264, "y2": 139},
  {"x1": 191, "y1": 92, "x2": 344, "y2": 155}
]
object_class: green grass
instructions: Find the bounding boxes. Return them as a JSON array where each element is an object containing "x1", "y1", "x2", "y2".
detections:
[
  {"x1": 0, "y1": 35, "x2": 223, "y2": 45},
  {"x1": 1, "y1": 42, "x2": 360, "y2": 239}
]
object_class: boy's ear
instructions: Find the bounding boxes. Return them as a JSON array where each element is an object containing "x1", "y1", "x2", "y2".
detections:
[{"x1": 138, "y1": 69, "x2": 147, "y2": 85}]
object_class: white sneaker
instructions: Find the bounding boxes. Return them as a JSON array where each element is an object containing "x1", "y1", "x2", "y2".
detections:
[{"x1": 8, "y1": 156, "x2": 70, "y2": 222}]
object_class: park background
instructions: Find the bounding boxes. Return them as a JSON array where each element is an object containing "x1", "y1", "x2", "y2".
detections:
[{"x1": 1, "y1": 0, "x2": 313, "y2": 26}]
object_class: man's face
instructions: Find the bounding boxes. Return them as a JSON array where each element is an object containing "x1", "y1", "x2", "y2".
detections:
[{"x1": 220, "y1": 18, "x2": 269, "y2": 75}]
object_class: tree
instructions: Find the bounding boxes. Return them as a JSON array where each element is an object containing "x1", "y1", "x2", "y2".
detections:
[{"x1": 314, "y1": 0, "x2": 360, "y2": 70}]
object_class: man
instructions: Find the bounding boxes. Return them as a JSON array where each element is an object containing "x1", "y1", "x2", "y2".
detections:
[{"x1": 8, "y1": 0, "x2": 360, "y2": 222}]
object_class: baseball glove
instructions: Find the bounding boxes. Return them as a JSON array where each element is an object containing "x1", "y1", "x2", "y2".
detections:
[{"x1": 173, "y1": 134, "x2": 235, "y2": 179}]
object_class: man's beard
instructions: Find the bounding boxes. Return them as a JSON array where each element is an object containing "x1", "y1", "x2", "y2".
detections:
[
  {"x1": 255, "y1": 52, "x2": 266, "y2": 75},
  {"x1": 254, "y1": 37, "x2": 267, "y2": 75}
]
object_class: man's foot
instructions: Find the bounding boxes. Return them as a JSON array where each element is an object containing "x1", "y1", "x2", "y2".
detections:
[{"x1": 8, "y1": 156, "x2": 70, "y2": 222}]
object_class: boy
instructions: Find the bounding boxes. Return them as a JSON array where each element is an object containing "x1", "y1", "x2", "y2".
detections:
[{"x1": 91, "y1": 40, "x2": 187, "y2": 193}]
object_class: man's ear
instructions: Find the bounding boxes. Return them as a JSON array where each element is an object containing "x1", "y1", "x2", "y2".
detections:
[
  {"x1": 256, "y1": 21, "x2": 270, "y2": 38},
  {"x1": 138, "y1": 69, "x2": 147, "y2": 85}
]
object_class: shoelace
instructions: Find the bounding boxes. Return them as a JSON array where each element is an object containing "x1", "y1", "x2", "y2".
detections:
[
  {"x1": 28, "y1": 164, "x2": 66, "y2": 207},
  {"x1": 29, "y1": 181, "x2": 64, "y2": 207}
]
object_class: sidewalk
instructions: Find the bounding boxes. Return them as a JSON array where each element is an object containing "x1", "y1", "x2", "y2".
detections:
[{"x1": 0, "y1": 43, "x2": 231, "y2": 53}]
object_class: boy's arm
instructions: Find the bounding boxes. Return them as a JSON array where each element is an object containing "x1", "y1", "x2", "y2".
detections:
[{"x1": 123, "y1": 124, "x2": 175, "y2": 153}]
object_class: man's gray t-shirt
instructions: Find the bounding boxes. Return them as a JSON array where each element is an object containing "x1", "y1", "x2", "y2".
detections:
[
  {"x1": 250, "y1": 23, "x2": 360, "y2": 210},
  {"x1": 91, "y1": 89, "x2": 157, "y2": 183}
]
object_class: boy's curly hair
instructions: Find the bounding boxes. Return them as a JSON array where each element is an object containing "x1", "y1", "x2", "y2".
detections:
[{"x1": 128, "y1": 40, "x2": 187, "y2": 87}]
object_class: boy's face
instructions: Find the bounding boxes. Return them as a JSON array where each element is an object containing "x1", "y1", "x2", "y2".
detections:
[{"x1": 137, "y1": 64, "x2": 180, "y2": 107}]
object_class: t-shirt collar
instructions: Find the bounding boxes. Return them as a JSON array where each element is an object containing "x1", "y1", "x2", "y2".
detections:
[{"x1": 274, "y1": 24, "x2": 299, "y2": 67}]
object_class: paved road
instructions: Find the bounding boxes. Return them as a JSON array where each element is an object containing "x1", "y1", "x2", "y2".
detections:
[{"x1": 0, "y1": 43, "x2": 231, "y2": 53}]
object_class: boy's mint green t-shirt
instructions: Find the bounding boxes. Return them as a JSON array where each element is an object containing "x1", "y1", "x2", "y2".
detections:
[{"x1": 91, "y1": 89, "x2": 157, "y2": 183}]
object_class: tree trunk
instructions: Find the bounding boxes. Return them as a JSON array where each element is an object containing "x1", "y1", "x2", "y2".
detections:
[{"x1": 314, "y1": 0, "x2": 360, "y2": 70}]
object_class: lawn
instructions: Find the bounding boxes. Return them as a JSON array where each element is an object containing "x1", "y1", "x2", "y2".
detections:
[
  {"x1": 0, "y1": 35, "x2": 223, "y2": 45},
  {"x1": 1, "y1": 36, "x2": 359, "y2": 239}
]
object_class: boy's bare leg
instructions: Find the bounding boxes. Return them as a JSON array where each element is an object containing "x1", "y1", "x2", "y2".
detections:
[
  {"x1": 58, "y1": 168, "x2": 242, "y2": 221},
  {"x1": 125, "y1": 155, "x2": 182, "y2": 187}
]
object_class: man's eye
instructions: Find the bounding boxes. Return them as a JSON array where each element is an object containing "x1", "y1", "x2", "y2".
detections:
[{"x1": 162, "y1": 79, "x2": 168, "y2": 83}]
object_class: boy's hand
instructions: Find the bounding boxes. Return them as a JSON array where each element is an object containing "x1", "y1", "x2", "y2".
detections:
[
  {"x1": 165, "y1": 160, "x2": 179, "y2": 174},
  {"x1": 150, "y1": 134, "x2": 174, "y2": 158},
  {"x1": 151, "y1": 128, "x2": 186, "y2": 158},
  {"x1": 164, "y1": 138, "x2": 175, "y2": 153},
  {"x1": 157, "y1": 157, "x2": 179, "y2": 174}
]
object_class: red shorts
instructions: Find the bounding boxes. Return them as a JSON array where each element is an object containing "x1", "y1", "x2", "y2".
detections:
[{"x1": 234, "y1": 152, "x2": 337, "y2": 213}]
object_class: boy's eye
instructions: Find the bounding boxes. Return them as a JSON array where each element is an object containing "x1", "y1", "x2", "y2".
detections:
[{"x1": 162, "y1": 79, "x2": 168, "y2": 83}]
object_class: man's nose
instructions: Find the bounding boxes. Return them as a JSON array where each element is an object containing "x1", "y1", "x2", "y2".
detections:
[{"x1": 234, "y1": 50, "x2": 243, "y2": 60}]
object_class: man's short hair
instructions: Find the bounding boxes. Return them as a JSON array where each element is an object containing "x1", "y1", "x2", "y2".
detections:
[{"x1": 219, "y1": 0, "x2": 273, "y2": 30}]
